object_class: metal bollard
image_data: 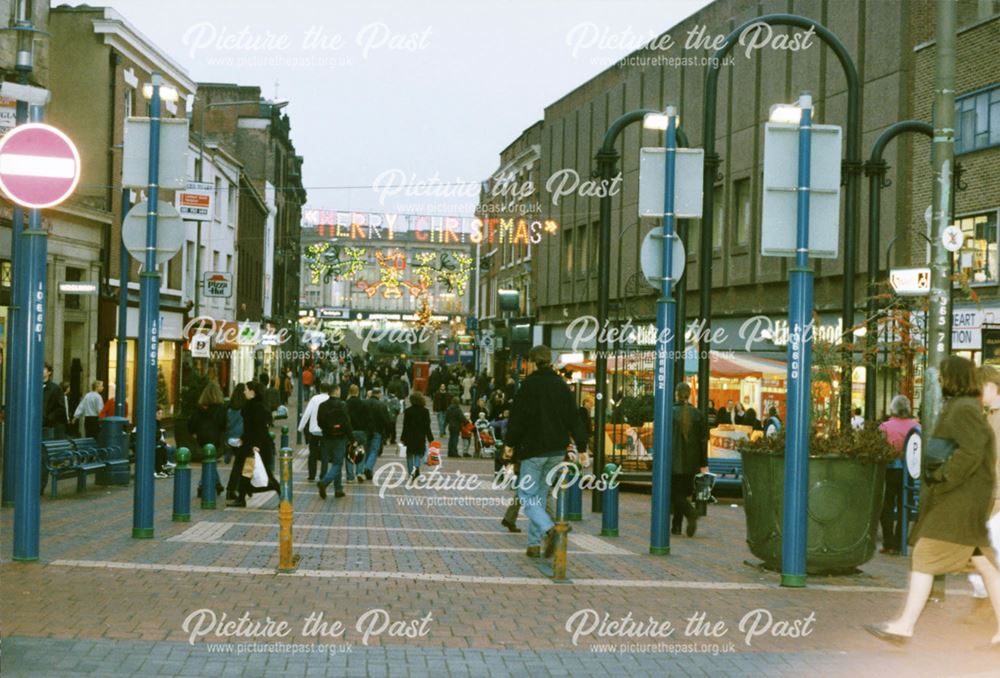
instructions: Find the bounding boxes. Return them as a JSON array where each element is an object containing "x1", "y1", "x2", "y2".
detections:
[
  {"x1": 601, "y1": 463, "x2": 620, "y2": 537},
  {"x1": 172, "y1": 447, "x2": 191, "y2": 522},
  {"x1": 200, "y1": 443, "x2": 217, "y2": 509},
  {"x1": 280, "y1": 425, "x2": 289, "y2": 450},
  {"x1": 551, "y1": 471, "x2": 570, "y2": 583},
  {"x1": 278, "y1": 446, "x2": 299, "y2": 572},
  {"x1": 566, "y1": 470, "x2": 583, "y2": 521}
]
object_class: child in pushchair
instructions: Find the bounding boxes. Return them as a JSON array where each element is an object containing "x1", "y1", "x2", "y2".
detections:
[{"x1": 475, "y1": 414, "x2": 497, "y2": 459}]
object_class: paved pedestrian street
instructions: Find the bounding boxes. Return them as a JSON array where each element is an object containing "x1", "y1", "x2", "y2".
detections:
[{"x1": 2, "y1": 444, "x2": 999, "y2": 677}]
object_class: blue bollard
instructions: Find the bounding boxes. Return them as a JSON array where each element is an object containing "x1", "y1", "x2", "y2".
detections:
[
  {"x1": 280, "y1": 425, "x2": 289, "y2": 450},
  {"x1": 567, "y1": 471, "x2": 583, "y2": 521},
  {"x1": 200, "y1": 443, "x2": 217, "y2": 509},
  {"x1": 173, "y1": 447, "x2": 191, "y2": 522},
  {"x1": 601, "y1": 463, "x2": 620, "y2": 537}
]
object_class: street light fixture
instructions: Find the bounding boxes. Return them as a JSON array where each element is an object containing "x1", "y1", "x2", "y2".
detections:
[
  {"x1": 642, "y1": 112, "x2": 681, "y2": 131},
  {"x1": 143, "y1": 83, "x2": 178, "y2": 102},
  {"x1": 768, "y1": 103, "x2": 803, "y2": 124}
]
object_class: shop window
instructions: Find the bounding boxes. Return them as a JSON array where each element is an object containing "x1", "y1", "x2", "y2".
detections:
[
  {"x1": 734, "y1": 178, "x2": 751, "y2": 247},
  {"x1": 956, "y1": 85, "x2": 1000, "y2": 154},
  {"x1": 712, "y1": 184, "x2": 724, "y2": 252},
  {"x1": 589, "y1": 220, "x2": 599, "y2": 272},
  {"x1": 563, "y1": 229, "x2": 574, "y2": 276},
  {"x1": 64, "y1": 267, "x2": 83, "y2": 310},
  {"x1": 953, "y1": 210, "x2": 999, "y2": 287}
]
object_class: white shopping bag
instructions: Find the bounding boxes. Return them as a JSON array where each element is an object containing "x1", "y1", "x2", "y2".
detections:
[
  {"x1": 398, "y1": 443, "x2": 407, "y2": 458},
  {"x1": 251, "y1": 450, "x2": 269, "y2": 488}
]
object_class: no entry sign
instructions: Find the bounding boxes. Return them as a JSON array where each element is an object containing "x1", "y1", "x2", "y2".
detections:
[{"x1": 0, "y1": 123, "x2": 80, "y2": 209}]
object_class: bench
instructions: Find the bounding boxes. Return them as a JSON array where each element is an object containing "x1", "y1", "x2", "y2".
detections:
[
  {"x1": 42, "y1": 440, "x2": 99, "y2": 497},
  {"x1": 708, "y1": 457, "x2": 743, "y2": 494},
  {"x1": 72, "y1": 437, "x2": 129, "y2": 485}
]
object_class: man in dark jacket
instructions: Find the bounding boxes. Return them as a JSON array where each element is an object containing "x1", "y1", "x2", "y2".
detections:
[
  {"x1": 672, "y1": 382, "x2": 709, "y2": 537},
  {"x1": 42, "y1": 363, "x2": 67, "y2": 440},
  {"x1": 345, "y1": 384, "x2": 372, "y2": 483},
  {"x1": 716, "y1": 400, "x2": 734, "y2": 425},
  {"x1": 363, "y1": 388, "x2": 392, "y2": 480},
  {"x1": 316, "y1": 383, "x2": 352, "y2": 499},
  {"x1": 504, "y1": 345, "x2": 587, "y2": 558}
]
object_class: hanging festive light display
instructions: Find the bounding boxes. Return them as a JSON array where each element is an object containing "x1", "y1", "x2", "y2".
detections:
[{"x1": 303, "y1": 243, "x2": 369, "y2": 283}]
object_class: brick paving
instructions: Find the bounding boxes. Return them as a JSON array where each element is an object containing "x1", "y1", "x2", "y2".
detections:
[{"x1": 2, "y1": 411, "x2": 999, "y2": 675}]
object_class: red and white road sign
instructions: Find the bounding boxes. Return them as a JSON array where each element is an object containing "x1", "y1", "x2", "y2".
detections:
[{"x1": 0, "y1": 123, "x2": 81, "y2": 209}]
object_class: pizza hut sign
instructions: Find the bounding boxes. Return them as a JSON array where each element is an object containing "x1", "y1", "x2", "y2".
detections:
[{"x1": 204, "y1": 271, "x2": 232, "y2": 298}]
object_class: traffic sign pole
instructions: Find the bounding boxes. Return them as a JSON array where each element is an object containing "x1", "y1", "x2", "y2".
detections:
[
  {"x1": 1, "y1": 98, "x2": 27, "y2": 508},
  {"x1": 133, "y1": 75, "x2": 163, "y2": 539},
  {"x1": 116, "y1": 188, "x2": 130, "y2": 418},
  {"x1": 781, "y1": 93, "x2": 815, "y2": 588},
  {"x1": 13, "y1": 104, "x2": 47, "y2": 561},
  {"x1": 650, "y1": 107, "x2": 678, "y2": 556}
]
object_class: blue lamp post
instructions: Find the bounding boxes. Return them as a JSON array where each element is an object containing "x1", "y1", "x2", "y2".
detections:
[
  {"x1": 132, "y1": 74, "x2": 169, "y2": 539},
  {"x1": 12, "y1": 104, "x2": 47, "y2": 560},
  {"x1": 649, "y1": 107, "x2": 679, "y2": 556},
  {"x1": 780, "y1": 93, "x2": 815, "y2": 587}
]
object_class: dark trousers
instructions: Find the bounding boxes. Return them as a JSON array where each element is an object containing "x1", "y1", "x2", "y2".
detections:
[
  {"x1": 880, "y1": 468, "x2": 904, "y2": 550},
  {"x1": 448, "y1": 428, "x2": 460, "y2": 457},
  {"x1": 671, "y1": 473, "x2": 695, "y2": 530},
  {"x1": 306, "y1": 432, "x2": 329, "y2": 480},
  {"x1": 83, "y1": 416, "x2": 100, "y2": 439}
]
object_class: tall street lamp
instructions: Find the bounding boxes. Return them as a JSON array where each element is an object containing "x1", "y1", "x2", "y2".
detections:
[
  {"x1": 863, "y1": 121, "x2": 933, "y2": 421},
  {"x1": 133, "y1": 74, "x2": 178, "y2": 539},
  {"x1": 592, "y1": 110, "x2": 689, "y2": 513},
  {"x1": 698, "y1": 14, "x2": 861, "y2": 429}
]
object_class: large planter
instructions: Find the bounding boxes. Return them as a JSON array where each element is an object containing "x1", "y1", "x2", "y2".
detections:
[{"x1": 742, "y1": 452, "x2": 885, "y2": 574}]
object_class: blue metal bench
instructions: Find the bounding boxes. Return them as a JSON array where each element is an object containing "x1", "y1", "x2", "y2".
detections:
[
  {"x1": 42, "y1": 440, "x2": 87, "y2": 497},
  {"x1": 708, "y1": 457, "x2": 743, "y2": 494},
  {"x1": 70, "y1": 437, "x2": 122, "y2": 491}
]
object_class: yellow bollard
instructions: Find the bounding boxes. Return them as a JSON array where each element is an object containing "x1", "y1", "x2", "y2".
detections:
[
  {"x1": 277, "y1": 447, "x2": 298, "y2": 572},
  {"x1": 551, "y1": 470, "x2": 571, "y2": 583}
]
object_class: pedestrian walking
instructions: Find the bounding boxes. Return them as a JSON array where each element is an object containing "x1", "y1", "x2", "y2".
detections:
[
  {"x1": 877, "y1": 395, "x2": 920, "y2": 555},
  {"x1": 73, "y1": 380, "x2": 104, "y2": 439},
  {"x1": 364, "y1": 388, "x2": 392, "y2": 478},
  {"x1": 865, "y1": 356, "x2": 1000, "y2": 648},
  {"x1": 433, "y1": 384, "x2": 450, "y2": 437},
  {"x1": 298, "y1": 381, "x2": 331, "y2": 481},
  {"x1": 503, "y1": 345, "x2": 587, "y2": 559},
  {"x1": 763, "y1": 407, "x2": 782, "y2": 437},
  {"x1": 191, "y1": 381, "x2": 227, "y2": 497},
  {"x1": 316, "y1": 383, "x2": 352, "y2": 500},
  {"x1": 228, "y1": 381, "x2": 280, "y2": 507},
  {"x1": 968, "y1": 366, "x2": 1000, "y2": 623},
  {"x1": 224, "y1": 383, "x2": 246, "y2": 500},
  {"x1": 401, "y1": 391, "x2": 434, "y2": 479},
  {"x1": 445, "y1": 396, "x2": 468, "y2": 458},
  {"x1": 671, "y1": 382, "x2": 709, "y2": 538},
  {"x1": 346, "y1": 384, "x2": 372, "y2": 483},
  {"x1": 851, "y1": 407, "x2": 865, "y2": 430}
]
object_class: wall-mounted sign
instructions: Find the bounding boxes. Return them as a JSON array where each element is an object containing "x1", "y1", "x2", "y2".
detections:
[
  {"x1": 190, "y1": 333, "x2": 210, "y2": 358},
  {"x1": 889, "y1": 267, "x2": 931, "y2": 296},
  {"x1": 982, "y1": 325, "x2": 1000, "y2": 365},
  {"x1": 203, "y1": 271, "x2": 232, "y2": 298},
  {"x1": 176, "y1": 181, "x2": 213, "y2": 221}
]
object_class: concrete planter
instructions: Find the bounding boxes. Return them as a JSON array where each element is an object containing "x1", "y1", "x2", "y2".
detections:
[{"x1": 741, "y1": 452, "x2": 885, "y2": 574}]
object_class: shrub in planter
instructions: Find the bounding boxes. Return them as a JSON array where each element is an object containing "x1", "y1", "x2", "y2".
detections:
[{"x1": 738, "y1": 426, "x2": 896, "y2": 574}]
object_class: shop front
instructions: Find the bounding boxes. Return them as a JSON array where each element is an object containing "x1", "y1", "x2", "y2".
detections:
[{"x1": 108, "y1": 307, "x2": 185, "y2": 417}]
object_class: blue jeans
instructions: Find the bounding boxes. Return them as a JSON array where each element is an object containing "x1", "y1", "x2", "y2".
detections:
[
  {"x1": 348, "y1": 431, "x2": 368, "y2": 480},
  {"x1": 319, "y1": 437, "x2": 348, "y2": 491},
  {"x1": 406, "y1": 449, "x2": 424, "y2": 476},
  {"x1": 365, "y1": 431, "x2": 382, "y2": 473},
  {"x1": 517, "y1": 454, "x2": 563, "y2": 546},
  {"x1": 436, "y1": 412, "x2": 446, "y2": 436}
]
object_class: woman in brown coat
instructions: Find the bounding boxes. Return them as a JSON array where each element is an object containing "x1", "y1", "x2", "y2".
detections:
[{"x1": 866, "y1": 356, "x2": 1000, "y2": 647}]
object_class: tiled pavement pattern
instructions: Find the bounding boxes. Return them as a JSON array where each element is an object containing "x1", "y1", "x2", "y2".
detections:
[{"x1": 2, "y1": 412, "x2": 1000, "y2": 675}]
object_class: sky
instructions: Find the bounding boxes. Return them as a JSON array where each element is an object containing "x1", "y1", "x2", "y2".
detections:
[{"x1": 83, "y1": 0, "x2": 713, "y2": 216}]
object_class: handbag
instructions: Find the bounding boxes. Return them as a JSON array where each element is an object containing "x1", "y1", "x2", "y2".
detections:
[
  {"x1": 242, "y1": 456, "x2": 255, "y2": 479},
  {"x1": 251, "y1": 450, "x2": 269, "y2": 488},
  {"x1": 398, "y1": 443, "x2": 407, "y2": 458},
  {"x1": 923, "y1": 437, "x2": 957, "y2": 477}
]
